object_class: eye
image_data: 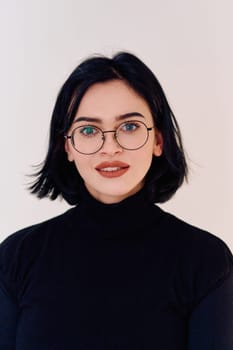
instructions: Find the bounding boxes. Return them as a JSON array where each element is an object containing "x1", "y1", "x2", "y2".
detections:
[
  {"x1": 120, "y1": 121, "x2": 140, "y2": 133},
  {"x1": 79, "y1": 125, "x2": 99, "y2": 137}
]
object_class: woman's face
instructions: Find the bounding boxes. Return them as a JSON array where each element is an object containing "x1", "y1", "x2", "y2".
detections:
[{"x1": 65, "y1": 79, "x2": 163, "y2": 203}]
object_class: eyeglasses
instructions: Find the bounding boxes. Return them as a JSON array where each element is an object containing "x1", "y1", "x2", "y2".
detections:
[{"x1": 64, "y1": 120, "x2": 154, "y2": 155}]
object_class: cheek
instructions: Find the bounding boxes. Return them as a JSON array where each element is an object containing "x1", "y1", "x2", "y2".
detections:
[
  {"x1": 73, "y1": 157, "x2": 85, "y2": 171},
  {"x1": 133, "y1": 145, "x2": 154, "y2": 171},
  {"x1": 73, "y1": 156, "x2": 92, "y2": 178},
  {"x1": 142, "y1": 138, "x2": 156, "y2": 159}
]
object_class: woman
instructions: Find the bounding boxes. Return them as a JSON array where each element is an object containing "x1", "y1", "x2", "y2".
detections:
[{"x1": 0, "y1": 51, "x2": 232, "y2": 349}]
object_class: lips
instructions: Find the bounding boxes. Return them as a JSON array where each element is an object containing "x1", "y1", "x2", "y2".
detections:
[{"x1": 95, "y1": 161, "x2": 129, "y2": 178}]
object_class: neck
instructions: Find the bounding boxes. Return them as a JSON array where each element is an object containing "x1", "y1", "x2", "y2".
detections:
[{"x1": 75, "y1": 182, "x2": 162, "y2": 239}]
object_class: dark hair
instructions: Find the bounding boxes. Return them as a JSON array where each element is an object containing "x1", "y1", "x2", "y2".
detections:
[{"x1": 29, "y1": 51, "x2": 189, "y2": 204}]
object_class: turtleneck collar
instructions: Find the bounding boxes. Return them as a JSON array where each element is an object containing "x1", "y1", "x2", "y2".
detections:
[{"x1": 73, "y1": 183, "x2": 164, "y2": 239}]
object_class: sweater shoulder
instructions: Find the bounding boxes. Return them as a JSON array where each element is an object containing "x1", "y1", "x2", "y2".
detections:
[
  {"x1": 166, "y1": 209, "x2": 232, "y2": 258},
  {"x1": 0, "y1": 206, "x2": 75, "y2": 249},
  {"x1": 160, "y1": 209, "x2": 233, "y2": 305},
  {"x1": 0, "y1": 207, "x2": 76, "y2": 298}
]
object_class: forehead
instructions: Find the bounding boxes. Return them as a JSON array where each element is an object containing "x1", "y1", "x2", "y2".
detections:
[{"x1": 75, "y1": 80, "x2": 152, "y2": 120}]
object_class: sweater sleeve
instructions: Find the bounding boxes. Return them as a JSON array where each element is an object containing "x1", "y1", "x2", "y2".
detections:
[
  {"x1": 188, "y1": 271, "x2": 233, "y2": 350},
  {"x1": 0, "y1": 233, "x2": 22, "y2": 350},
  {"x1": 0, "y1": 276, "x2": 18, "y2": 349},
  {"x1": 187, "y1": 231, "x2": 233, "y2": 350}
]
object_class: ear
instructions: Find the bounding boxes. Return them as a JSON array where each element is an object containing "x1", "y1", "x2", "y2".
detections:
[
  {"x1": 64, "y1": 138, "x2": 75, "y2": 162},
  {"x1": 153, "y1": 130, "x2": 163, "y2": 157}
]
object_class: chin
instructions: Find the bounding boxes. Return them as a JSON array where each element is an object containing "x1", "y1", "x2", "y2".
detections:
[{"x1": 98, "y1": 182, "x2": 143, "y2": 203}]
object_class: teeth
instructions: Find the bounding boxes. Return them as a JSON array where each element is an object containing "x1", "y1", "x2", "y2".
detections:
[{"x1": 100, "y1": 167, "x2": 121, "y2": 172}]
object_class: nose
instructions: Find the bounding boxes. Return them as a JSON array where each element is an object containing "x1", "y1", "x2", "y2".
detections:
[{"x1": 99, "y1": 131, "x2": 123, "y2": 155}]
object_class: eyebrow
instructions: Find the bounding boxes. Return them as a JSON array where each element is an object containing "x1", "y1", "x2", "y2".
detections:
[{"x1": 73, "y1": 112, "x2": 145, "y2": 124}]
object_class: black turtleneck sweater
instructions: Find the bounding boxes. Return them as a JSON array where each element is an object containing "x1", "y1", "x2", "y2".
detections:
[{"x1": 0, "y1": 187, "x2": 232, "y2": 349}]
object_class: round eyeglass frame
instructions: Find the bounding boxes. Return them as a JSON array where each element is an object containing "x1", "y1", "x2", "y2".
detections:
[{"x1": 64, "y1": 120, "x2": 154, "y2": 155}]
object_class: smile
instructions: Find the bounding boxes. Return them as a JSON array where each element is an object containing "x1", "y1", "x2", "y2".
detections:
[{"x1": 95, "y1": 162, "x2": 129, "y2": 178}]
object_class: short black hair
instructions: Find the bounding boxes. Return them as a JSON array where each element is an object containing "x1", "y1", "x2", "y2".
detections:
[{"x1": 29, "y1": 51, "x2": 189, "y2": 204}]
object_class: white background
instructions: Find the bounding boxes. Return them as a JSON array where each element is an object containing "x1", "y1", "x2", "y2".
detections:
[{"x1": 0, "y1": 0, "x2": 232, "y2": 249}]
